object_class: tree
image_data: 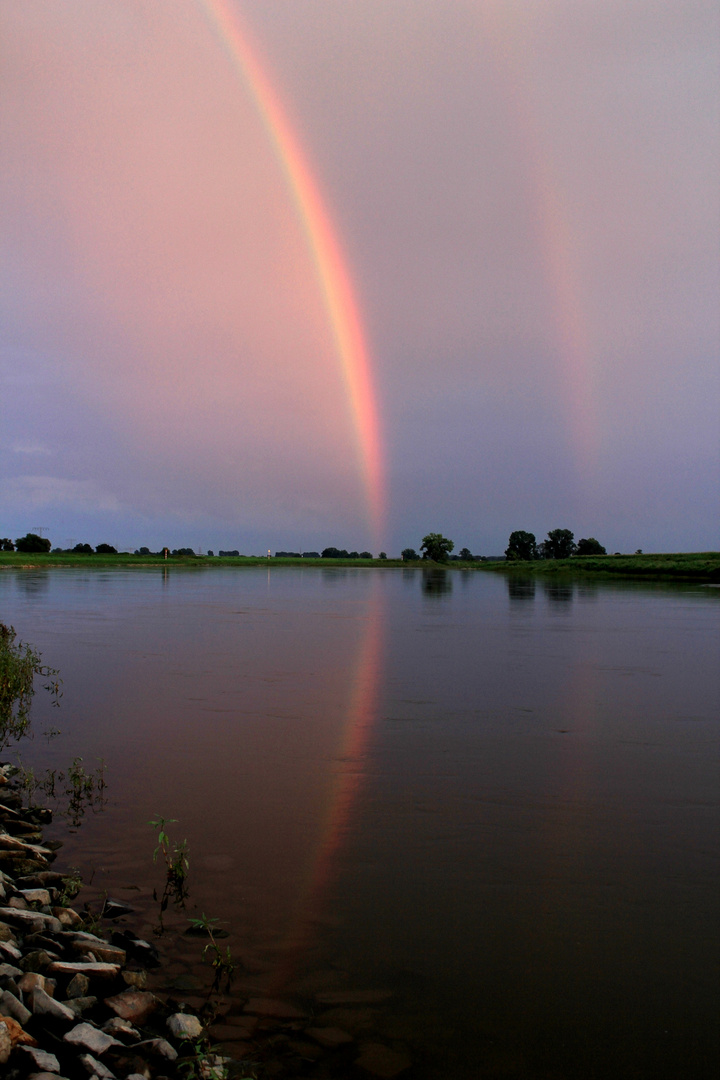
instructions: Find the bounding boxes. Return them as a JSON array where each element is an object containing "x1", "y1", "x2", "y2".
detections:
[
  {"x1": 505, "y1": 531, "x2": 537, "y2": 561},
  {"x1": 72, "y1": 543, "x2": 93, "y2": 554},
  {"x1": 543, "y1": 529, "x2": 576, "y2": 559},
  {"x1": 0, "y1": 538, "x2": 14, "y2": 551},
  {"x1": 576, "y1": 537, "x2": 606, "y2": 556},
  {"x1": 401, "y1": 548, "x2": 419, "y2": 561},
  {"x1": 15, "y1": 533, "x2": 51, "y2": 554},
  {"x1": 95, "y1": 543, "x2": 117, "y2": 554},
  {"x1": 378, "y1": 551, "x2": 387, "y2": 560},
  {"x1": 421, "y1": 533, "x2": 454, "y2": 562},
  {"x1": 458, "y1": 547, "x2": 473, "y2": 561},
  {"x1": 359, "y1": 551, "x2": 372, "y2": 559}
]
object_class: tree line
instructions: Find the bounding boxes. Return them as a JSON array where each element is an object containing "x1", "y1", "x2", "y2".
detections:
[{"x1": 505, "y1": 529, "x2": 606, "y2": 561}]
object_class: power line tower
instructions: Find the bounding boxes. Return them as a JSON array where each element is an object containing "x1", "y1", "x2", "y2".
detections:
[{"x1": 31, "y1": 525, "x2": 50, "y2": 538}]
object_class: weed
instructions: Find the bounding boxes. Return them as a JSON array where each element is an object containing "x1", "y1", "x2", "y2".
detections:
[
  {"x1": 58, "y1": 868, "x2": 83, "y2": 906},
  {"x1": 187, "y1": 913, "x2": 236, "y2": 994},
  {"x1": 150, "y1": 816, "x2": 190, "y2": 928},
  {"x1": 0, "y1": 623, "x2": 61, "y2": 749}
]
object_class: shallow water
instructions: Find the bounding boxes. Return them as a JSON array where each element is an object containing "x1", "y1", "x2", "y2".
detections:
[{"x1": 1, "y1": 566, "x2": 718, "y2": 1078}]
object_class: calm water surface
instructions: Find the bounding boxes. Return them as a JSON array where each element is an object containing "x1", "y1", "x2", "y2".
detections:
[{"x1": 1, "y1": 567, "x2": 718, "y2": 1079}]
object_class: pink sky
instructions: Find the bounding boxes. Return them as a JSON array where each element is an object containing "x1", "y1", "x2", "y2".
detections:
[{"x1": 1, "y1": 1, "x2": 718, "y2": 554}]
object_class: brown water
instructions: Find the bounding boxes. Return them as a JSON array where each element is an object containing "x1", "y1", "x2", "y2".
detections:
[{"x1": 1, "y1": 566, "x2": 718, "y2": 1078}]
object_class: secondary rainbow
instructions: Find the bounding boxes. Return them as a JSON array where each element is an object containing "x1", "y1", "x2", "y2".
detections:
[{"x1": 199, "y1": 0, "x2": 385, "y2": 544}]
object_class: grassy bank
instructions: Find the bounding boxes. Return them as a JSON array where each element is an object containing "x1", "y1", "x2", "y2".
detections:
[
  {"x1": 1, "y1": 550, "x2": 718, "y2": 580},
  {"x1": 483, "y1": 550, "x2": 720, "y2": 581}
]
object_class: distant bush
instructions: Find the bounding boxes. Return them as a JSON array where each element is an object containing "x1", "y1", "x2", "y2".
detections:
[
  {"x1": 219, "y1": 550, "x2": 240, "y2": 557},
  {"x1": 359, "y1": 551, "x2": 372, "y2": 559},
  {"x1": 95, "y1": 543, "x2": 117, "y2": 554},
  {"x1": 302, "y1": 552, "x2": 320, "y2": 559},
  {"x1": 275, "y1": 551, "x2": 302, "y2": 558},
  {"x1": 402, "y1": 548, "x2": 419, "y2": 561},
  {"x1": 171, "y1": 548, "x2": 195, "y2": 557},
  {"x1": 15, "y1": 533, "x2": 51, "y2": 553}
]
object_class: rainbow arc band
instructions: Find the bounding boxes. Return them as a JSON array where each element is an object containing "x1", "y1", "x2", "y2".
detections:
[{"x1": 200, "y1": 0, "x2": 385, "y2": 546}]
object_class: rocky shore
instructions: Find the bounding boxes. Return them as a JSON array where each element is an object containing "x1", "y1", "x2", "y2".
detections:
[{"x1": 0, "y1": 765, "x2": 413, "y2": 1080}]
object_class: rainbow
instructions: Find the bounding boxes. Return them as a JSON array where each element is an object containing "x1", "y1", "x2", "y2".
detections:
[{"x1": 199, "y1": 0, "x2": 385, "y2": 545}]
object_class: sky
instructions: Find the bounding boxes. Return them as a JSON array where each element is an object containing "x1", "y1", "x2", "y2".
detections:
[{"x1": 1, "y1": 0, "x2": 718, "y2": 556}]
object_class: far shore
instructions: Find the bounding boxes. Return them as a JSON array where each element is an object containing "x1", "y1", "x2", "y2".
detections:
[{"x1": 1, "y1": 550, "x2": 718, "y2": 581}]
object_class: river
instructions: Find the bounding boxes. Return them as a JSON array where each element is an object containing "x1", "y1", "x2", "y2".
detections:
[{"x1": 1, "y1": 566, "x2": 717, "y2": 1078}]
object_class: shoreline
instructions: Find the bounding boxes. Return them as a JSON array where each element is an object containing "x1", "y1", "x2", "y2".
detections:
[
  {"x1": 0, "y1": 765, "x2": 414, "y2": 1080},
  {"x1": 1, "y1": 551, "x2": 719, "y2": 581}
]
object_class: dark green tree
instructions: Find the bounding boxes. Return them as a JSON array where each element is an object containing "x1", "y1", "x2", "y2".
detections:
[
  {"x1": 95, "y1": 543, "x2": 117, "y2": 554},
  {"x1": 359, "y1": 551, "x2": 372, "y2": 559},
  {"x1": 401, "y1": 548, "x2": 419, "y2": 561},
  {"x1": 505, "y1": 531, "x2": 537, "y2": 561},
  {"x1": 421, "y1": 533, "x2": 454, "y2": 562},
  {"x1": 72, "y1": 543, "x2": 93, "y2": 554},
  {"x1": 15, "y1": 533, "x2": 51, "y2": 553},
  {"x1": 0, "y1": 538, "x2": 14, "y2": 551},
  {"x1": 458, "y1": 547, "x2": 473, "y2": 561},
  {"x1": 543, "y1": 529, "x2": 576, "y2": 559},
  {"x1": 576, "y1": 537, "x2": 606, "y2": 556}
]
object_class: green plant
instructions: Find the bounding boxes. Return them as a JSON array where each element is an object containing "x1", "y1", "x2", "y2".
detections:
[
  {"x1": 187, "y1": 913, "x2": 235, "y2": 994},
  {"x1": 58, "y1": 868, "x2": 83, "y2": 906},
  {"x1": 0, "y1": 623, "x2": 61, "y2": 749},
  {"x1": 150, "y1": 816, "x2": 190, "y2": 918}
]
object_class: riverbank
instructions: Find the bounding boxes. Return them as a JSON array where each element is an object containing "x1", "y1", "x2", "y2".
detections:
[
  {"x1": 2, "y1": 550, "x2": 718, "y2": 580},
  {"x1": 0, "y1": 765, "x2": 415, "y2": 1080},
  {"x1": 482, "y1": 550, "x2": 720, "y2": 581}
]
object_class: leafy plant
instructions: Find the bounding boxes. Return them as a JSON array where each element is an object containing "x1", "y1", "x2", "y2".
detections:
[
  {"x1": 58, "y1": 867, "x2": 83, "y2": 906},
  {"x1": 0, "y1": 622, "x2": 61, "y2": 749},
  {"x1": 187, "y1": 913, "x2": 235, "y2": 994},
  {"x1": 150, "y1": 816, "x2": 190, "y2": 924}
]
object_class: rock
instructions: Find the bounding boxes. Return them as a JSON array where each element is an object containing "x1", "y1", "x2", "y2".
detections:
[
  {"x1": 20, "y1": 888, "x2": 52, "y2": 907},
  {"x1": 47, "y1": 961, "x2": 120, "y2": 980},
  {"x1": 0, "y1": 1021, "x2": 10, "y2": 1065},
  {"x1": 63, "y1": 996, "x2": 98, "y2": 1017},
  {"x1": 0, "y1": 920, "x2": 17, "y2": 941},
  {"x1": 0, "y1": 1012, "x2": 38, "y2": 1045},
  {"x1": 32, "y1": 987, "x2": 76, "y2": 1022},
  {"x1": 167, "y1": 1012, "x2": 203, "y2": 1040},
  {"x1": 0, "y1": 961, "x2": 22, "y2": 978},
  {"x1": 110, "y1": 932, "x2": 159, "y2": 968},
  {"x1": 1, "y1": 987, "x2": 32, "y2": 1024},
  {"x1": 18, "y1": 971, "x2": 50, "y2": 994},
  {"x1": 66, "y1": 972, "x2": 91, "y2": 998},
  {"x1": 8, "y1": 895, "x2": 29, "y2": 909},
  {"x1": 18, "y1": 1044, "x2": 61, "y2": 1072},
  {"x1": 70, "y1": 937, "x2": 126, "y2": 965},
  {"x1": 101, "y1": 898, "x2": 135, "y2": 919},
  {"x1": 78, "y1": 1052, "x2": 116, "y2": 1077},
  {"x1": 52, "y1": 907, "x2": 83, "y2": 927},
  {"x1": 306, "y1": 1025, "x2": 354, "y2": 1047},
  {"x1": 134, "y1": 1037, "x2": 178, "y2": 1061},
  {"x1": 104, "y1": 990, "x2": 158, "y2": 1025},
  {"x1": 63, "y1": 1022, "x2": 123, "y2": 1054},
  {"x1": 102, "y1": 1016, "x2": 140, "y2": 1039},
  {"x1": 243, "y1": 997, "x2": 306, "y2": 1019},
  {"x1": 21, "y1": 950, "x2": 54, "y2": 973},
  {"x1": 27, "y1": 1073, "x2": 71, "y2": 1080},
  {"x1": 0, "y1": 939, "x2": 22, "y2": 961},
  {"x1": 121, "y1": 970, "x2": 147, "y2": 989},
  {"x1": 354, "y1": 1043, "x2": 412, "y2": 1078}
]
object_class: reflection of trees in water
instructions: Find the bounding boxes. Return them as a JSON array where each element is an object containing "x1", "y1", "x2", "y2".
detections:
[
  {"x1": 543, "y1": 580, "x2": 574, "y2": 604},
  {"x1": 507, "y1": 576, "x2": 536, "y2": 602},
  {"x1": 402, "y1": 569, "x2": 417, "y2": 585},
  {"x1": 15, "y1": 572, "x2": 50, "y2": 596},
  {"x1": 422, "y1": 569, "x2": 452, "y2": 596}
]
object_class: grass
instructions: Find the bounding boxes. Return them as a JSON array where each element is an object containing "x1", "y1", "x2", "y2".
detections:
[
  {"x1": 485, "y1": 550, "x2": 720, "y2": 581},
  {"x1": 1, "y1": 550, "x2": 718, "y2": 579}
]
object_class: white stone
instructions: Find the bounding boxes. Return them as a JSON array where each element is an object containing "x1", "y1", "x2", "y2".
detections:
[
  {"x1": 63, "y1": 1023, "x2": 123, "y2": 1055},
  {"x1": 19, "y1": 1045, "x2": 61, "y2": 1072},
  {"x1": 167, "y1": 1013, "x2": 203, "y2": 1040}
]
